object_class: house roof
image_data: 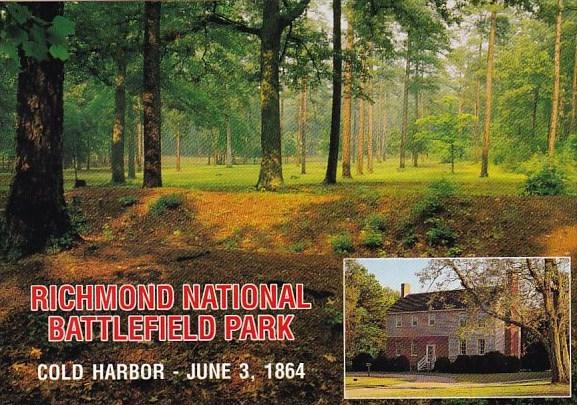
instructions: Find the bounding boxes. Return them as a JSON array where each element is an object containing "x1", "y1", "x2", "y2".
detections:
[{"x1": 388, "y1": 289, "x2": 469, "y2": 313}]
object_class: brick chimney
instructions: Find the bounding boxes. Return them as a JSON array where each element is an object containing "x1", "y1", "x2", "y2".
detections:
[
  {"x1": 401, "y1": 283, "x2": 411, "y2": 298},
  {"x1": 504, "y1": 271, "x2": 521, "y2": 357}
]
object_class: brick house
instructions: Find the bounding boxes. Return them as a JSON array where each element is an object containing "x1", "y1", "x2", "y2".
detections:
[{"x1": 385, "y1": 283, "x2": 521, "y2": 371}]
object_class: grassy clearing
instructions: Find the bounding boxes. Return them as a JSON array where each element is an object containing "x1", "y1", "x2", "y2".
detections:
[
  {"x1": 0, "y1": 157, "x2": 535, "y2": 195},
  {"x1": 344, "y1": 373, "x2": 570, "y2": 398}
]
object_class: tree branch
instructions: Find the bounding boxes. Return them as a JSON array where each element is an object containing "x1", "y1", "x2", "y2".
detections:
[
  {"x1": 205, "y1": 13, "x2": 260, "y2": 37},
  {"x1": 280, "y1": 0, "x2": 311, "y2": 28}
]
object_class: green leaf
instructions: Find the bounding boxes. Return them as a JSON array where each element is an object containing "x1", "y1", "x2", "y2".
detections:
[
  {"x1": 22, "y1": 40, "x2": 48, "y2": 61},
  {"x1": 0, "y1": 42, "x2": 19, "y2": 60},
  {"x1": 48, "y1": 16, "x2": 75, "y2": 43},
  {"x1": 49, "y1": 44, "x2": 70, "y2": 61},
  {"x1": 7, "y1": 4, "x2": 32, "y2": 25}
]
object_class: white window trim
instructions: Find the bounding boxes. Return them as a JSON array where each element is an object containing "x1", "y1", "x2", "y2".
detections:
[
  {"x1": 428, "y1": 313, "x2": 436, "y2": 326},
  {"x1": 411, "y1": 315, "x2": 418, "y2": 327},
  {"x1": 478, "y1": 339, "x2": 486, "y2": 355},
  {"x1": 460, "y1": 339, "x2": 467, "y2": 355},
  {"x1": 396, "y1": 315, "x2": 402, "y2": 328},
  {"x1": 411, "y1": 340, "x2": 417, "y2": 356},
  {"x1": 459, "y1": 315, "x2": 467, "y2": 327}
]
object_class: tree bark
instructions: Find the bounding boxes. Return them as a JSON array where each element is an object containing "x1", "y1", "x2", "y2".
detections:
[
  {"x1": 341, "y1": 17, "x2": 353, "y2": 178},
  {"x1": 367, "y1": 79, "x2": 374, "y2": 173},
  {"x1": 300, "y1": 81, "x2": 307, "y2": 174},
  {"x1": 400, "y1": 37, "x2": 411, "y2": 169},
  {"x1": 356, "y1": 97, "x2": 365, "y2": 175},
  {"x1": 256, "y1": 0, "x2": 283, "y2": 190},
  {"x1": 480, "y1": 10, "x2": 496, "y2": 177},
  {"x1": 569, "y1": 28, "x2": 577, "y2": 133},
  {"x1": 5, "y1": 2, "x2": 73, "y2": 254},
  {"x1": 382, "y1": 91, "x2": 388, "y2": 161},
  {"x1": 175, "y1": 129, "x2": 181, "y2": 172},
  {"x1": 323, "y1": 0, "x2": 342, "y2": 184},
  {"x1": 111, "y1": 49, "x2": 126, "y2": 183},
  {"x1": 135, "y1": 98, "x2": 143, "y2": 172},
  {"x1": 127, "y1": 105, "x2": 136, "y2": 179},
  {"x1": 226, "y1": 118, "x2": 233, "y2": 167},
  {"x1": 143, "y1": 1, "x2": 162, "y2": 187},
  {"x1": 548, "y1": 0, "x2": 563, "y2": 156}
]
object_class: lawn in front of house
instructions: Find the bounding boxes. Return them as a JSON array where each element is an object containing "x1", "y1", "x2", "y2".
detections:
[{"x1": 344, "y1": 372, "x2": 571, "y2": 398}]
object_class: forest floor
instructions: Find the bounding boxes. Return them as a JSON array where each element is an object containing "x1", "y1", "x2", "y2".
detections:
[{"x1": 0, "y1": 175, "x2": 575, "y2": 403}]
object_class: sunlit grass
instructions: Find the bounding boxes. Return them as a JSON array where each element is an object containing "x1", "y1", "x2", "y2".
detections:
[
  {"x1": 1, "y1": 155, "x2": 574, "y2": 196},
  {"x1": 344, "y1": 373, "x2": 570, "y2": 398}
]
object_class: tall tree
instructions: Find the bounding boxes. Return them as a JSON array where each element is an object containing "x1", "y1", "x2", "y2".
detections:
[
  {"x1": 143, "y1": 1, "x2": 162, "y2": 187},
  {"x1": 367, "y1": 81, "x2": 374, "y2": 173},
  {"x1": 4, "y1": 2, "x2": 75, "y2": 254},
  {"x1": 400, "y1": 36, "x2": 411, "y2": 169},
  {"x1": 226, "y1": 117, "x2": 233, "y2": 168},
  {"x1": 480, "y1": 8, "x2": 496, "y2": 177},
  {"x1": 421, "y1": 258, "x2": 570, "y2": 384},
  {"x1": 299, "y1": 81, "x2": 307, "y2": 174},
  {"x1": 323, "y1": 0, "x2": 342, "y2": 184},
  {"x1": 547, "y1": 0, "x2": 563, "y2": 156},
  {"x1": 356, "y1": 97, "x2": 365, "y2": 175},
  {"x1": 341, "y1": 17, "x2": 353, "y2": 178},
  {"x1": 111, "y1": 45, "x2": 127, "y2": 183}
]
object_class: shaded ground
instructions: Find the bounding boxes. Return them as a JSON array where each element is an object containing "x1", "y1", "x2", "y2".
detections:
[{"x1": 0, "y1": 185, "x2": 575, "y2": 404}]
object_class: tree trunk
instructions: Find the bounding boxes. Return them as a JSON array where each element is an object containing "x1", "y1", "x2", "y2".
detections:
[
  {"x1": 175, "y1": 129, "x2": 181, "y2": 172},
  {"x1": 382, "y1": 91, "x2": 388, "y2": 161},
  {"x1": 413, "y1": 70, "x2": 420, "y2": 168},
  {"x1": 532, "y1": 87, "x2": 539, "y2": 137},
  {"x1": 400, "y1": 37, "x2": 410, "y2": 169},
  {"x1": 127, "y1": 108, "x2": 136, "y2": 179},
  {"x1": 548, "y1": 0, "x2": 563, "y2": 156},
  {"x1": 4, "y1": 2, "x2": 73, "y2": 254},
  {"x1": 111, "y1": 50, "x2": 126, "y2": 183},
  {"x1": 356, "y1": 97, "x2": 365, "y2": 175},
  {"x1": 367, "y1": 80, "x2": 374, "y2": 173},
  {"x1": 143, "y1": 1, "x2": 162, "y2": 187},
  {"x1": 569, "y1": 28, "x2": 577, "y2": 133},
  {"x1": 341, "y1": 17, "x2": 353, "y2": 178},
  {"x1": 135, "y1": 98, "x2": 143, "y2": 172},
  {"x1": 256, "y1": 0, "x2": 283, "y2": 190},
  {"x1": 324, "y1": 0, "x2": 342, "y2": 184},
  {"x1": 226, "y1": 118, "x2": 233, "y2": 167},
  {"x1": 300, "y1": 81, "x2": 307, "y2": 175},
  {"x1": 480, "y1": 10, "x2": 496, "y2": 177}
]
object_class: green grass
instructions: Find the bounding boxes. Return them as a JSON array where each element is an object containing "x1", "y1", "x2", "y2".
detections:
[
  {"x1": 344, "y1": 372, "x2": 570, "y2": 398},
  {"x1": 1, "y1": 156, "x2": 574, "y2": 196}
]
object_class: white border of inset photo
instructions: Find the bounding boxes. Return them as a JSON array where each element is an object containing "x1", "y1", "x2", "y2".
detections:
[{"x1": 343, "y1": 257, "x2": 572, "y2": 400}]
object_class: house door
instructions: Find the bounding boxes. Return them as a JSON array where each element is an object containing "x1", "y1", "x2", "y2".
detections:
[{"x1": 426, "y1": 344, "x2": 436, "y2": 364}]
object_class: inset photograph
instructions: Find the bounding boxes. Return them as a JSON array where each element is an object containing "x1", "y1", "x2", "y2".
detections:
[{"x1": 344, "y1": 257, "x2": 571, "y2": 399}]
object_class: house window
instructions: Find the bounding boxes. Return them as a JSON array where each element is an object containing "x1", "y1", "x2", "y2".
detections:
[
  {"x1": 460, "y1": 339, "x2": 467, "y2": 355},
  {"x1": 395, "y1": 342, "x2": 400, "y2": 356},
  {"x1": 428, "y1": 313, "x2": 435, "y2": 326},
  {"x1": 411, "y1": 340, "x2": 417, "y2": 356},
  {"x1": 396, "y1": 315, "x2": 402, "y2": 327},
  {"x1": 459, "y1": 315, "x2": 467, "y2": 327},
  {"x1": 478, "y1": 339, "x2": 486, "y2": 355},
  {"x1": 478, "y1": 318, "x2": 486, "y2": 327},
  {"x1": 411, "y1": 315, "x2": 418, "y2": 327}
]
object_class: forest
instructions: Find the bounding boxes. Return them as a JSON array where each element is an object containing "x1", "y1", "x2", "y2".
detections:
[
  {"x1": 0, "y1": 0, "x2": 575, "y2": 253},
  {"x1": 0, "y1": 1, "x2": 575, "y2": 403}
]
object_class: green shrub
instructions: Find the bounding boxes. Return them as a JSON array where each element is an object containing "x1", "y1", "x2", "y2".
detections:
[
  {"x1": 351, "y1": 352, "x2": 374, "y2": 372},
  {"x1": 360, "y1": 229, "x2": 382, "y2": 249},
  {"x1": 149, "y1": 193, "x2": 184, "y2": 216},
  {"x1": 411, "y1": 179, "x2": 457, "y2": 220},
  {"x1": 447, "y1": 246, "x2": 463, "y2": 257},
  {"x1": 118, "y1": 196, "x2": 138, "y2": 207},
  {"x1": 425, "y1": 219, "x2": 457, "y2": 247},
  {"x1": 364, "y1": 213, "x2": 388, "y2": 231},
  {"x1": 288, "y1": 241, "x2": 306, "y2": 253},
  {"x1": 433, "y1": 357, "x2": 451, "y2": 373},
  {"x1": 330, "y1": 232, "x2": 354, "y2": 254},
  {"x1": 523, "y1": 164, "x2": 567, "y2": 196}
]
